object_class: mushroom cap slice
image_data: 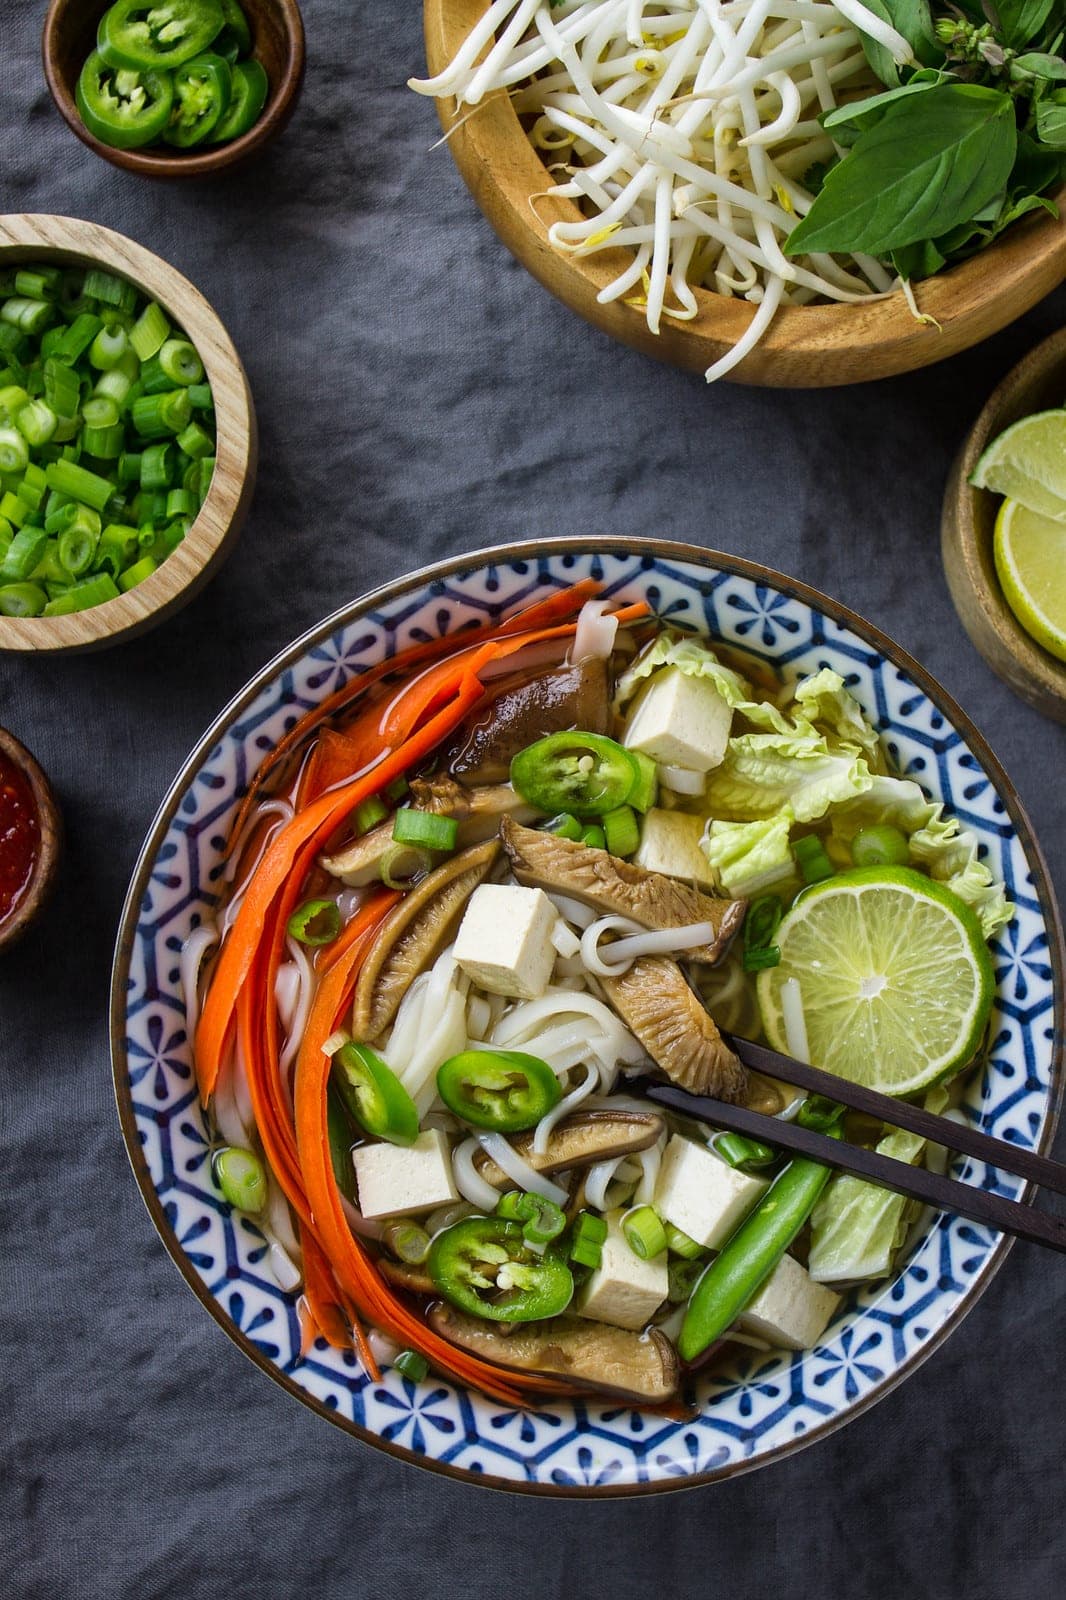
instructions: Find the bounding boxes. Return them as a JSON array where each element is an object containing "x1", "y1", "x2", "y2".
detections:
[
  {"x1": 322, "y1": 784, "x2": 535, "y2": 886},
  {"x1": 439, "y1": 658, "x2": 610, "y2": 784},
  {"x1": 428, "y1": 1304, "x2": 679, "y2": 1404},
  {"x1": 500, "y1": 818, "x2": 745, "y2": 964},
  {"x1": 472, "y1": 1110, "x2": 665, "y2": 1188},
  {"x1": 351, "y1": 839, "x2": 501, "y2": 1043},
  {"x1": 599, "y1": 955, "x2": 748, "y2": 1103}
]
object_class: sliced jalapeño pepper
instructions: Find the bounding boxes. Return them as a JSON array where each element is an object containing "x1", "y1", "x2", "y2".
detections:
[
  {"x1": 219, "y1": 0, "x2": 252, "y2": 54},
  {"x1": 511, "y1": 730, "x2": 641, "y2": 818},
  {"x1": 208, "y1": 58, "x2": 268, "y2": 140},
  {"x1": 98, "y1": 0, "x2": 226, "y2": 72},
  {"x1": 332, "y1": 1041, "x2": 420, "y2": 1147},
  {"x1": 436, "y1": 1049, "x2": 561, "y2": 1133},
  {"x1": 76, "y1": 52, "x2": 174, "y2": 149},
  {"x1": 427, "y1": 1217, "x2": 574, "y2": 1323},
  {"x1": 164, "y1": 52, "x2": 232, "y2": 147}
]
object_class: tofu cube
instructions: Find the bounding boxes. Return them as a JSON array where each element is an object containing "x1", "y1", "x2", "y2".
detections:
[
  {"x1": 623, "y1": 667, "x2": 733, "y2": 773},
  {"x1": 634, "y1": 808, "x2": 717, "y2": 890},
  {"x1": 654, "y1": 1135, "x2": 767, "y2": 1250},
  {"x1": 577, "y1": 1212, "x2": 668, "y2": 1330},
  {"x1": 738, "y1": 1252, "x2": 841, "y2": 1350},
  {"x1": 352, "y1": 1129, "x2": 459, "y2": 1219},
  {"x1": 453, "y1": 882, "x2": 557, "y2": 1000}
]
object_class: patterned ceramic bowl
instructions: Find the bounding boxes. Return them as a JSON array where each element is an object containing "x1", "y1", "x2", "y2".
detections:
[{"x1": 111, "y1": 538, "x2": 1064, "y2": 1495}]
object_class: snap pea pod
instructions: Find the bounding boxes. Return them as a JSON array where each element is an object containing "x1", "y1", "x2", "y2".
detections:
[{"x1": 678, "y1": 1104, "x2": 843, "y2": 1362}]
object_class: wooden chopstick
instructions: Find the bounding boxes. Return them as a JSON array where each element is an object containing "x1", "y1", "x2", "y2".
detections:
[
  {"x1": 726, "y1": 1033, "x2": 1066, "y2": 1198},
  {"x1": 637, "y1": 1074, "x2": 1066, "y2": 1255}
]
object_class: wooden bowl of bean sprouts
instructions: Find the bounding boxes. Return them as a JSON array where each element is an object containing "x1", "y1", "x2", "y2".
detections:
[{"x1": 418, "y1": 0, "x2": 1066, "y2": 388}]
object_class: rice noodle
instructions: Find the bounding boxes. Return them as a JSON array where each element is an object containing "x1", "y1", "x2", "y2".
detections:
[
  {"x1": 531, "y1": 1059, "x2": 600, "y2": 1153},
  {"x1": 340, "y1": 1194, "x2": 385, "y2": 1241},
  {"x1": 180, "y1": 923, "x2": 218, "y2": 1038},
  {"x1": 781, "y1": 975, "x2": 810, "y2": 1062},
  {"x1": 453, "y1": 1136, "x2": 509, "y2": 1211},
  {"x1": 571, "y1": 597, "x2": 620, "y2": 663},
  {"x1": 634, "y1": 1132, "x2": 666, "y2": 1203},
  {"x1": 585, "y1": 1154, "x2": 625, "y2": 1211},
  {"x1": 477, "y1": 1133, "x2": 570, "y2": 1204},
  {"x1": 279, "y1": 936, "x2": 315, "y2": 1080},
  {"x1": 580, "y1": 915, "x2": 717, "y2": 974}
]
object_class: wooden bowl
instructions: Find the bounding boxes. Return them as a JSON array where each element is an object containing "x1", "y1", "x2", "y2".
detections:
[
  {"x1": 0, "y1": 726, "x2": 62, "y2": 952},
  {"x1": 942, "y1": 328, "x2": 1066, "y2": 723},
  {"x1": 0, "y1": 213, "x2": 257, "y2": 654},
  {"x1": 424, "y1": 0, "x2": 1066, "y2": 388},
  {"x1": 42, "y1": 0, "x2": 305, "y2": 179}
]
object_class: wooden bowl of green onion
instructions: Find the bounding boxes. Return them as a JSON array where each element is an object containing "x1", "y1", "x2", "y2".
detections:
[
  {"x1": 0, "y1": 213, "x2": 256, "y2": 654},
  {"x1": 420, "y1": 0, "x2": 1066, "y2": 388}
]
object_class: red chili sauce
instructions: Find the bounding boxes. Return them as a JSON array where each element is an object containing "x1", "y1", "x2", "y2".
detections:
[{"x1": 0, "y1": 752, "x2": 39, "y2": 927}]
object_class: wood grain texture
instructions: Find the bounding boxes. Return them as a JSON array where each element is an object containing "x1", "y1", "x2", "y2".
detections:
[
  {"x1": 424, "y1": 0, "x2": 1066, "y2": 388},
  {"x1": 942, "y1": 328, "x2": 1066, "y2": 724},
  {"x1": 42, "y1": 0, "x2": 305, "y2": 180},
  {"x1": 0, "y1": 725, "x2": 62, "y2": 952},
  {"x1": 0, "y1": 214, "x2": 257, "y2": 654}
]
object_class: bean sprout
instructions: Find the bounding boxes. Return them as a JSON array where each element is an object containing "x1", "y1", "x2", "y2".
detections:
[{"x1": 410, "y1": 0, "x2": 909, "y2": 379}]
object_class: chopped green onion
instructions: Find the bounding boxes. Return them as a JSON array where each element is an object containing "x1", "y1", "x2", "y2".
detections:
[
  {"x1": 1, "y1": 298, "x2": 54, "y2": 336},
  {"x1": 89, "y1": 324, "x2": 129, "y2": 372},
  {"x1": 497, "y1": 1192, "x2": 567, "y2": 1246},
  {"x1": 713, "y1": 1132, "x2": 777, "y2": 1170},
  {"x1": 212, "y1": 1146, "x2": 268, "y2": 1214},
  {"x1": 57, "y1": 312, "x2": 102, "y2": 364},
  {"x1": 0, "y1": 581, "x2": 46, "y2": 616},
  {"x1": 383, "y1": 1221, "x2": 431, "y2": 1265},
  {"x1": 42, "y1": 573, "x2": 120, "y2": 614},
  {"x1": 58, "y1": 519, "x2": 100, "y2": 578},
  {"x1": 117, "y1": 451, "x2": 143, "y2": 485},
  {"x1": 1, "y1": 527, "x2": 47, "y2": 581},
  {"x1": 544, "y1": 812, "x2": 583, "y2": 840},
  {"x1": 664, "y1": 1221, "x2": 704, "y2": 1259},
  {"x1": 187, "y1": 382, "x2": 213, "y2": 411},
  {"x1": 83, "y1": 268, "x2": 135, "y2": 310},
  {"x1": 15, "y1": 267, "x2": 61, "y2": 302},
  {"x1": 165, "y1": 488, "x2": 197, "y2": 520},
  {"x1": 603, "y1": 803, "x2": 640, "y2": 857},
  {"x1": 82, "y1": 395, "x2": 120, "y2": 430},
  {"x1": 580, "y1": 824, "x2": 606, "y2": 850},
  {"x1": 569, "y1": 1210, "x2": 607, "y2": 1270},
  {"x1": 16, "y1": 401, "x2": 57, "y2": 448},
  {"x1": 44, "y1": 359, "x2": 80, "y2": 419},
  {"x1": 140, "y1": 442, "x2": 175, "y2": 491},
  {"x1": 158, "y1": 338, "x2": 204, "y2": 386},
  {"x1": 44, "y1": 458, "x2": 114, "y2": 511},
  {"x1": 175, "y1": 421, "x2": 214, "y2": 460},
  {"x1": 118, "y1": 555, "x2": 157, "y2": 592},
  {"x1": 0, "y1": 491, "x2": 27, "y2": 528},
  {"x1": 354, "y1": 795, "x2": 388, "y2": 835},
  {"x1": 130, "y1": 301, "x2": 170, "y2": 362},
  {"x1": 131, "y1": 389, "x2": 192, "y2": 439},
  {"x1": 851, "y1": 824, "x2": 910, "y2": 868},
  {"x1": 287, "y1": 898, "x2": 342, "y2": 946},
  {"x1": 621, "y1": 1205, "x2": 667, "y2": 1260},
  {"x1": 391, "y1": 808, "x2": 458, "y2": 851},
  {"x1": 92, "y1": 367, "x2": 133, "y2": 408},
  {"x1": 0, "y1": 427, "x2": 29, "y2": 474},
  {"x1": 82, "y1": 423, "x2": 125, "y2": 460},
  {"x1": 792, "y1": 834, "x2": 834, "y2": 885},
  {"x1": 385, "y1": 776, "x2": 409, "y2": 803},
  {"x1": 379, "y1": 844, "x2": 434, "y2": 888},
  {"x1": 394, "y1": 1349, "x2": 429, "y2": 1383}
]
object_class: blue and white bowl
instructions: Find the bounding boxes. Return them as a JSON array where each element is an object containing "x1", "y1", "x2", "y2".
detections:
[{"x1": 111, "y1": 539, "x2": 1064, "y2": 1495}]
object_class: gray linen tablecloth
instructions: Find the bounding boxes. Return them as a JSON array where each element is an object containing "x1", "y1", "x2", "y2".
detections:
[{"x1": 2, "y1": 3, "x2": 1065, "y2": 1595}]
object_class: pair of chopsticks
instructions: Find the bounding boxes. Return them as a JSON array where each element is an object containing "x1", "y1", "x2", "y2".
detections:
[{"x1": 635, "y1": 1034, "x2": 1066, "y2": 1253}]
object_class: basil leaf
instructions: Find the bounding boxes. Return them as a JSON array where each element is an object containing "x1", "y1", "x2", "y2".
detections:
[
  {"x1": 1011, "y1": 129, "x2": 1066, "y2": 190},
  {"x1": 820, "y1": 72, "x2": 949, "y2": 145},
  {"x1": 1036, "y1": 90, "x2": 1066, "y2": 148},
  {"x1": 857, "y1": 0, "x2": 943, "y2": 88},
  {"x1": 891, "y1": 239, "x2": 947, "y2": 279},
  {"x1": 1011, "y1": 51, "x2": 1066, "y2": 82},
  {"x1": 785, "y1": 85, "x2": 1018, "y2": 258},
  {"x1": 995, "y1": 0, "x2": 1056, "y2": 50}
]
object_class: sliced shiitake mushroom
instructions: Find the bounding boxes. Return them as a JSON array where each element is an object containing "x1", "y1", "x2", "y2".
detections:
[
  {"x1": 471, "y1": 1110, "x2": 665, "y2": 1188},
  {"x1": 429, "y1": 1304, "x2": 679, "y2": 1403},
  {"x1": 351, "y1": 839, "x2": 500, "y2": 1042},
  {"x1": 599, "y1": 956, "x2": 747, "y2": 1103}
]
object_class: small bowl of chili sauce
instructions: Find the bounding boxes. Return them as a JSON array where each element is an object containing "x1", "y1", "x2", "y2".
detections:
[{"x1": 0, "y1": 728, "x2": 61, "y2": 952}]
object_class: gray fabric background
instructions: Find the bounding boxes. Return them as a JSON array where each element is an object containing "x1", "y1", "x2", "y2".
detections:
[{"x1": 2, "y1": 2, "x2": 1065, "y2": 1595}]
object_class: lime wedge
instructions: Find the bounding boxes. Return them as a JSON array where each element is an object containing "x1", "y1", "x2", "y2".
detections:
[
  {"x1": 970, "y1": 411, "x2": 1066, "y2": 523},
  {"x1": 993, "y1": 497, "x2": 1066, "y2": 664},
  {"x1": 757, "y1": 867, "x2": 995, "y2": 1097}
]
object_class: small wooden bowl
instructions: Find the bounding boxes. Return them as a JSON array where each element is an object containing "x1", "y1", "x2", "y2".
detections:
[
  {"x1": 0, "y1": 727, "x2": 62, "y2": 953},
  {"x1": 424, "y1": 0, "x2": 1066, "y2": 388},
  {"x1": 0, "y1": 213, "x2": 257, "y2": 654},
  {"x1": 42, "y1": 0, "x2": 305, "y2": 180},
  {"x1": 942, "y1": 329, "x2": 1066, "y2": 724}
]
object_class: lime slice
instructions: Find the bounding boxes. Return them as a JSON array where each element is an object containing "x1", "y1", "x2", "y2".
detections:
[
  {"x1": 993, "y1": 497, "x2": 1066, "y2": 664},
  {"x1": 757, "y1": 867, "x2": 995, "y2": 1097},
  {"x1": 970, "y1": 411, "x2": 1066, "y2": 523}
]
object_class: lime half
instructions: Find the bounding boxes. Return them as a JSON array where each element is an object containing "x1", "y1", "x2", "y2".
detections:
[
  {"x1": 970, "y1": 411, "x2": 1066, "y2": 523},
  {"x1": 994, "y1": 497, "x2": 1066, "y2": 664},
  {"x1": 757, "y1": 867, "x2": 995, "y2": 1097}
]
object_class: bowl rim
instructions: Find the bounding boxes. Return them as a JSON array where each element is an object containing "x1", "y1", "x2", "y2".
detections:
[
  {"x1": 423, "y1": 0, "x2": 1066, "y2": 387},
  {"x1": 41, "y1": 0, "x2": 306, "y2": 180},
  {"x1": 941, "y1": 325, "x2": 1066, "y2": 719},
  {"x1": 0, "y1": 725, "x2": 61, "y2": 951},
  {"x1": 109, "y1": 534, "x2": 1066, "y2": 1496},
  {"x1": 0, "y1": 213, "x2": 257, "y2": 654}
]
